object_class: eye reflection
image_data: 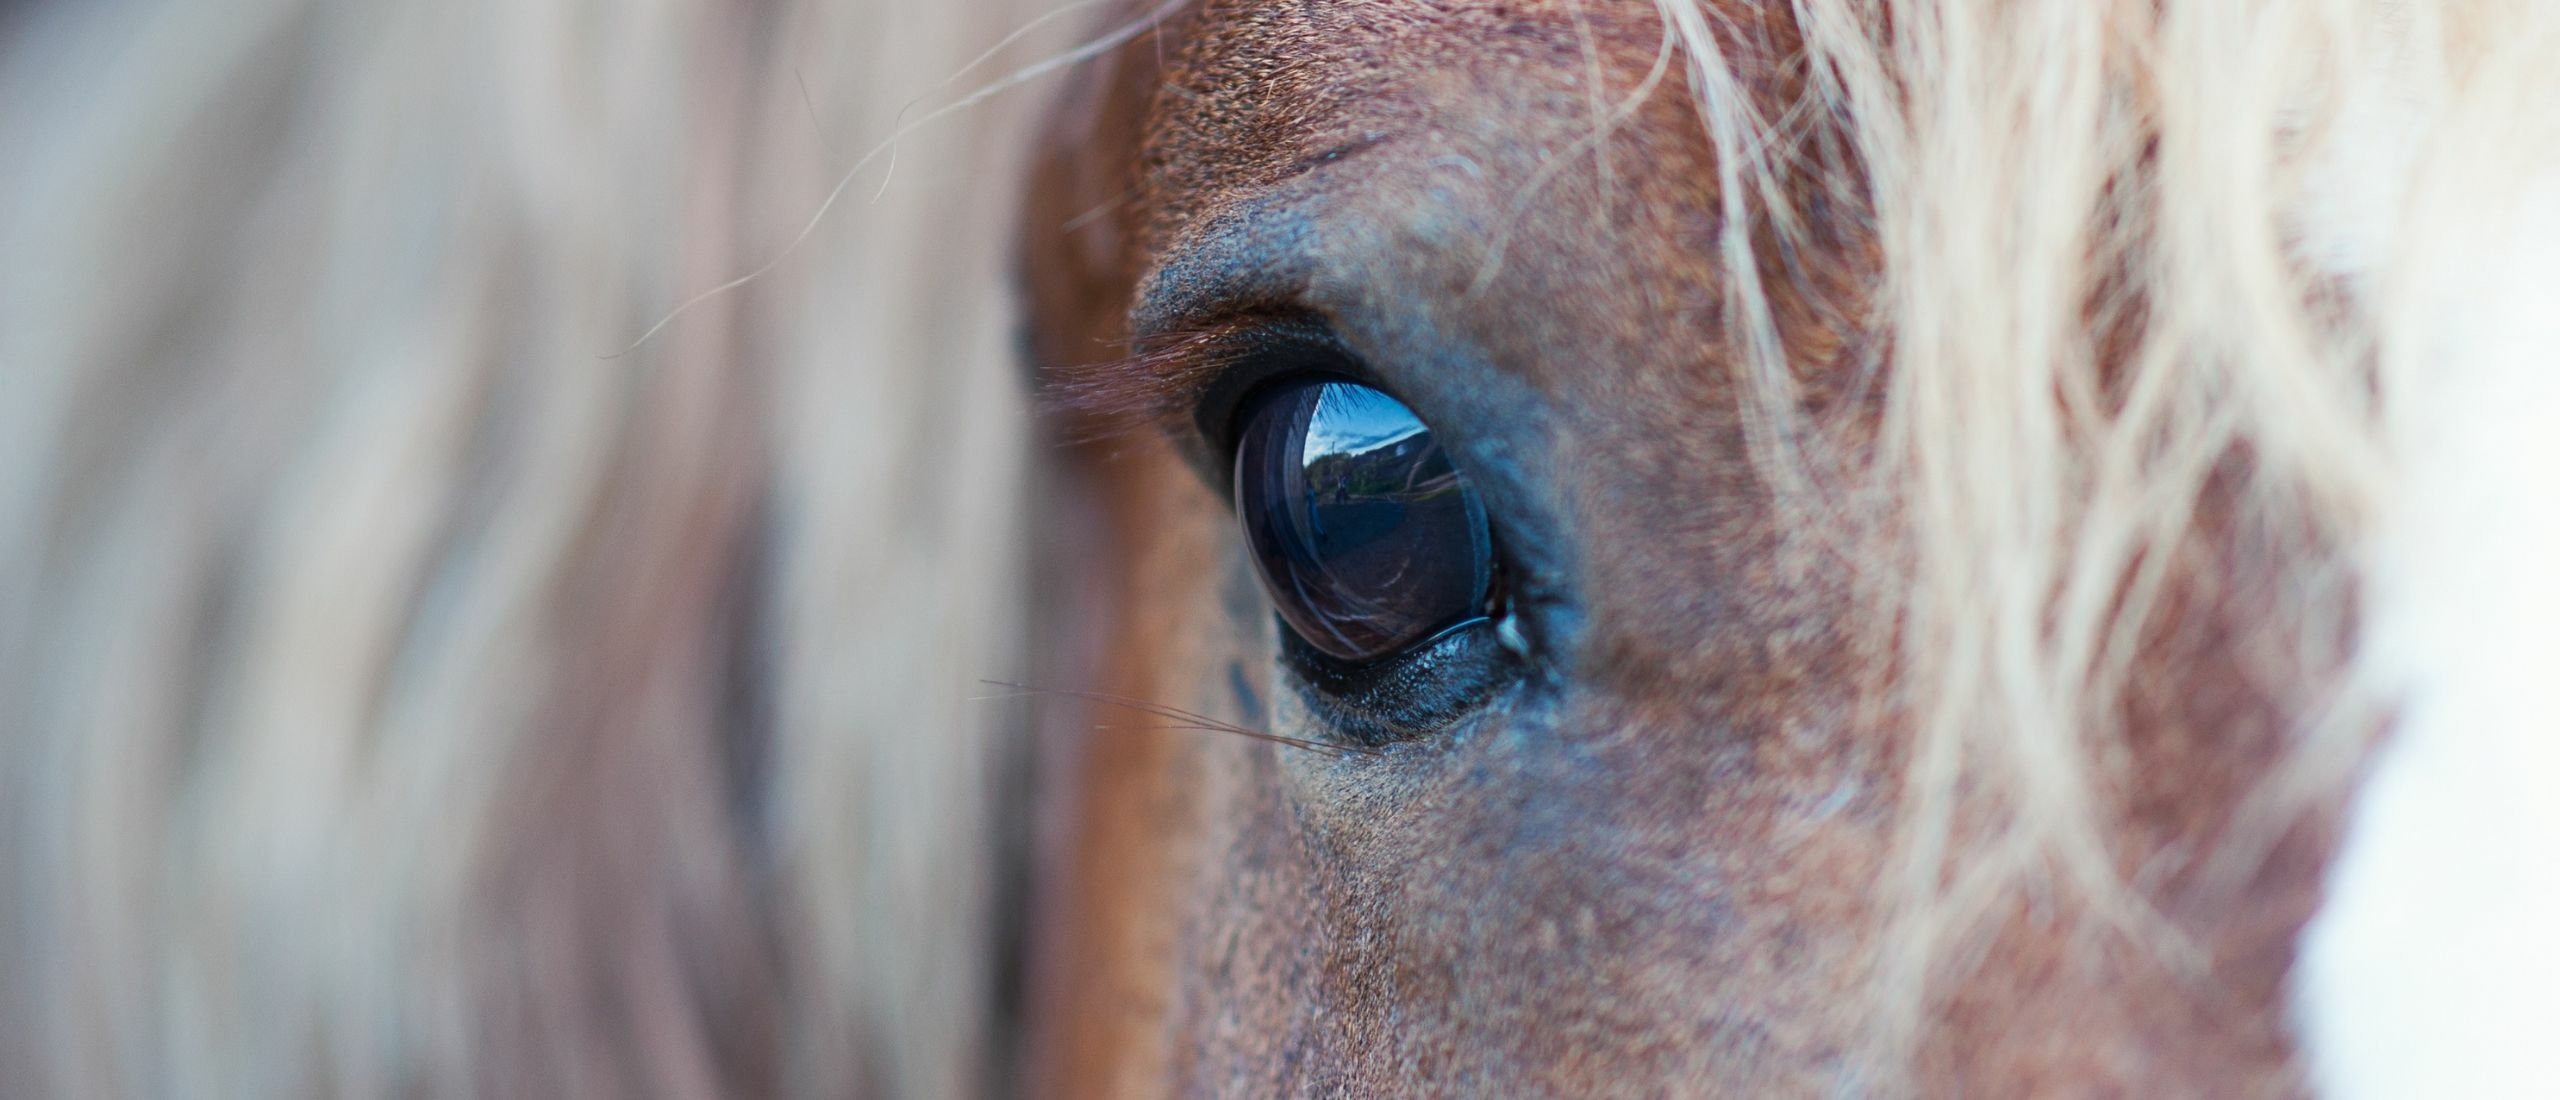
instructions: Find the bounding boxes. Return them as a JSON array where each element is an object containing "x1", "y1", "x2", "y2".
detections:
[{"x1": 1232, "y1": 378, "x2": 1494, "y2": 663}]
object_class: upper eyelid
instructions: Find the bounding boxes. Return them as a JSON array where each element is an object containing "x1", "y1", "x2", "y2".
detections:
[
  {"x1": 1129, "y1": 197, "x2": 1321, "y2": 341},
  {"x1": 1184, "y1": 319, "x2": 1376, "y2": 453}
]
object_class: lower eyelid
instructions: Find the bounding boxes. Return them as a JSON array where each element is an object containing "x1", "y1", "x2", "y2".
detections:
[{"x1": 1275, "y1": 615, "x2": 1523, "y2": 745}]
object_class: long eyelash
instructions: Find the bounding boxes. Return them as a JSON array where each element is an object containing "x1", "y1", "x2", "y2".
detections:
[
  {"x1": 976, "y1": 680, "x2": 1381, "y2": 759},
  {"x1": 1040, "y1": 324, "x2": 1255, "y2": 441}
]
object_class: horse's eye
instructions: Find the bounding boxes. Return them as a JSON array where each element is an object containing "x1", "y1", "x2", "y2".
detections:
[{"x1": 1233, "y1": 378, "x2": 1495, "y2": 663}]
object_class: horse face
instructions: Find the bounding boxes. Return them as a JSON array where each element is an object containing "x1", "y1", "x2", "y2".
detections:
[{"x1": 1021, "y1": 2, "x2": 2331, "y2": 1093}]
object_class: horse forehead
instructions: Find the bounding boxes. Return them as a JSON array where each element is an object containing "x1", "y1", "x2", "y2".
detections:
[
  {"x1": 1141, "y1": 0, "x2": 1701, "y2": 249},
  {"x1": 1135, "y1": 0, "x2": 1763, "y2": 407}
]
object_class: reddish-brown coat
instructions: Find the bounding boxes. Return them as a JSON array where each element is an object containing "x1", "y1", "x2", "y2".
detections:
[{"x1": 1020, "y1": 2, "x2": 2338, "y2": 1094}]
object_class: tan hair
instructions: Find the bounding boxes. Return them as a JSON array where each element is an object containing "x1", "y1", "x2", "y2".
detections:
[{"x1": 0, "y1": 0, "x2": 1062, "y2": 1094}]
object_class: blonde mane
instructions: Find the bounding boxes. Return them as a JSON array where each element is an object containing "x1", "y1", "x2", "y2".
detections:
[
  {"x1": 0, "y1": 0, "x2": 1060, "y2": 1093},
  {"x1": 1656, "y1": 0, "x2": 2560, "y2": 1081}
]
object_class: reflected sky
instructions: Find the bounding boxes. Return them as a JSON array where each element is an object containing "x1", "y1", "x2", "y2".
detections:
[{"x1": 1302, "y1": 382, "x2": 1430, "y2": 459}]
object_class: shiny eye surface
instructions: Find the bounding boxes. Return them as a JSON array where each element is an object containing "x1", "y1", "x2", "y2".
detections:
[{"x1": 1233, "y1": 378, "x2": 1495, "y2": 663}]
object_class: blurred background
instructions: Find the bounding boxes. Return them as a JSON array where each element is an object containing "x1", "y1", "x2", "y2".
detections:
[{"x1": 0, "y1": 0, "x2": 1073, "y2": 1094}]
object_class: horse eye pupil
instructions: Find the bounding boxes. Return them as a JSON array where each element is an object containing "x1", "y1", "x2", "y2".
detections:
[{"x1": 1233, "y1": 378, "x2": 1494, "y2": 663}]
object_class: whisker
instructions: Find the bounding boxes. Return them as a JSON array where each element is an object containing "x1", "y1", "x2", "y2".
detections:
[
  {"x1": 978, "y1": 680, "x2": 1381, "y2": 759},
  {"x1": 980, "y1": 680, "x2": 1255, "y2": 736},
  {"x1": 984, "y1": 686, "x2": 1270, "y2": 741},
  {"x1": 1095, "y1": 721, "x2": 1364, "y2": 757}
]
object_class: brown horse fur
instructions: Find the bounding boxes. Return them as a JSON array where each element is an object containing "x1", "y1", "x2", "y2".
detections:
[{"x1": 1016, "y1": 0, "x2": 2433, "y2": 1094}]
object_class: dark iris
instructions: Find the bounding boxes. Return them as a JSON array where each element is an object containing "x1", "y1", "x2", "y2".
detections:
[{"x1": 1233, "y1": 378, "x2": 1494, "y2": 663}]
